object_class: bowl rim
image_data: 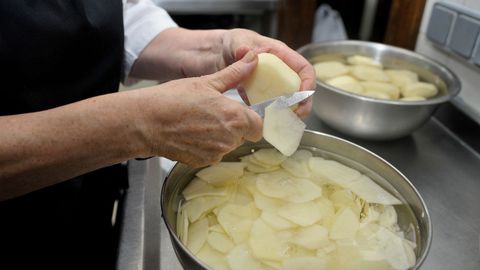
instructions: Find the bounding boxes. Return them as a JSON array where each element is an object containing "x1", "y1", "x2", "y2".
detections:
[
  {"x1": 298, "y1": 40, "x2": 461, "y2": 106},
  {"x1": 160, "y1": 129, "x2": 433, "y2": 269}
]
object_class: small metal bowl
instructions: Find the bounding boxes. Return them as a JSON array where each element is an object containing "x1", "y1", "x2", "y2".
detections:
[
  {"x1": 298, "y1": 40, "x2": 461, "y2": 140},
  {"x1": 161, "y1": 130, "x2": 432, "y2": 270}
]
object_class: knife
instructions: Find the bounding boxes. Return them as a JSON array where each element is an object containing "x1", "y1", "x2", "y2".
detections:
[{"x1": 249, "y1": 90, "x2": 315, "y2": 118}]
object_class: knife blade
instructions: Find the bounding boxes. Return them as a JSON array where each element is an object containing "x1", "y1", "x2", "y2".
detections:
[{"x1": 249, "y1": 90, "x2": 315, "y2": 118}]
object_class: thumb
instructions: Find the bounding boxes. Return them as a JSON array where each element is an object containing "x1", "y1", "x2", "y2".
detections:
[{"x1": 205, "y1": 51, "x2": 257, "y2": 93}]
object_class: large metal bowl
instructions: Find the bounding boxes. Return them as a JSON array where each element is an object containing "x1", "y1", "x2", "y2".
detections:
[
  {"x1": 161, "y1": 130, "x2": 432, "y2": 270},
  {"x1": 298, "y1": 40, "x2": 461, "y2": 140}
]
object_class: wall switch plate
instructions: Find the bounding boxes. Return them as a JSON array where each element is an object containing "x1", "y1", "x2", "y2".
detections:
[
  {"x1": 427, "y1": 5, "x2": 455, "y2": 45},
  {"x1": 449, "y1": 15, "x2": 480, "y2": 58}
]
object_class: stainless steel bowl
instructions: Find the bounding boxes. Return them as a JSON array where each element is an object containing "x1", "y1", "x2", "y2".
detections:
[
  {"x1": 161, "y1": 130, "x2": 432, "y2": 270},
  {"x1": 298, "y1": 40, "x2": 461, "y2": 140}
]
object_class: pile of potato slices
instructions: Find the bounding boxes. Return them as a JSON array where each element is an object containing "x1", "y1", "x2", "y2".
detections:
[
  {"x1": 314, "y1": 55, "x2": 439, "y2": 101},
  {"x1": 176, "y1": 148, "x2": 416, "y2": 270}
]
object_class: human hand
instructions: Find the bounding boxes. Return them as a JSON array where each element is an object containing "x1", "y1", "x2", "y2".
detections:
[
  {"x1": 136, "y1": 51, "x2": 263, "y2": 167},
  {"x1": 221, "y1": 29, "x2": 315, "y2": 119}
]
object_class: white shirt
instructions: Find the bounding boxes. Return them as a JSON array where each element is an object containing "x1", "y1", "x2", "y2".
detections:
[{"x1": 122, "y1": 0, "x2": 178, "y2": 83}]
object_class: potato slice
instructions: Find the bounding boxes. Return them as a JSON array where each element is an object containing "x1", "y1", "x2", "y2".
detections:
[
  {"x1": 291, "y1": 224, "x2": 329, "y2": 250},
  {"x1": 345, "y1": 175, "x2": 401, "y2": 205},
  {"x1": 378, "y1": 205, "x2": 398, "y2": 228},
  {"x1": 326, "y1": 75, "x2": 364, "y2": 94},
  {"x1": 182, "y1": 178, "x2": 229, "y2": 200},
  {"x1": 347, "y1": 55, "x2": 383, "y2": 68},
  {"x1": 252, "y1": 148, "x2": 287, "y2": 166},
  {"x1": 260, "y1": 211, "x2": 297, "y2": 230},
  {"x1": 177, "y1": 201, "x2": 189, "y2": 245},
  {"x1": 207, "y1": 231, "x2": 235, "y2": 254},
  {"x1": 314, "y1": 61, "x2": 349, "y2": 80},
  {"x1": 217, "y1": 203, "x2": 259, "y2": 244},
  {"x1": 249, "y1": 219, "x2": 289, "y2": 261},
  {"x1": 241, "y1": 155, "x2": 280, "y2": 173},
  {"x1": 280, "y1": 149, "x2": 313, "y2": 177},
  {"x1": 283, "y1": 256, "x2": 327, "y2": 270},
  {"x1": 196, "y1": 243, "x2": 230, "y2": 270},
  {"x1": 329, "y1": 207, "x2": 359, "y2": 240},
  {"x1": 277, "y1": 201, "x2": 322, "y2": 226},
  {"x1": 360, "y1": 81, "x2": 400, "y2": 99},
  {"x1": 263, "y1": 100, "x2": 306, "y2": 157},
  {"x1": 256, "y1": 170, "x2": 322, "y2": 203},
  {"x1": 385, "y1": 69, "x2": 419, "y2": 88},
  {"x1": 243, "y1": 53, "x2": 301, "y2": 105},
  {"x1": 401, "y1": 82, "x2": 438, "y2": 98},
  {"x1": 253, "y1": 191, "x2": 284, "y2": 212},
  {"x1": 183, "y1": 196, "x2": 227, "y2": 223},
  {"x1": 226, "y1": 244, "x2": 266, "y2": 270},
  {"x1": 351, "y1": 65, "x2": 389, "y2": 82},
  {"x1": 187, "y1": 217, "x2": 209, "y2": 255},
  {"x1": 196, "y1": 162, "x2": 245, "y2": 186},
  {"x1": 309, "y1": 159, "x2": 361, "y2": 187}
]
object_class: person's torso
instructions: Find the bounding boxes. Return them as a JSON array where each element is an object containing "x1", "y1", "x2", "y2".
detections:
[{"x1": 0, "y1": 1, "x2": 127, "y2": 269}]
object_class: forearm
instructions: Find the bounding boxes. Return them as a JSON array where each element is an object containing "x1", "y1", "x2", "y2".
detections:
[
  {"x1": 130, "y1": 27, "x2": 230, "y2": 81},
  {"x1": 0, "y1": 90, "x2": 146, "y2": 201}
]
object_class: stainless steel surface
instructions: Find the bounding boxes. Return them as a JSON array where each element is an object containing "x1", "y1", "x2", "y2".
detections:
[
  {"x1": 298, "y1": 40, "x2": 461, "y2": 140},
  {"x1": 249, "y1": 90, "x2": 315, "y2": 117},
  {"x1": 118, "y1": 115, "x2": 480, "y2": 270},
  {"x1": 154, "y1": 0, "x2": 278, "y2": 14},
  {"x1": 161, "y1": 131, "x2": 432, "y2": 270}
]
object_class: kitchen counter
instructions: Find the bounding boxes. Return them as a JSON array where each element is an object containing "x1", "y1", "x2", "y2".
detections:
[{"x1": 117, "y1": 112, "x2": 480, "y2": 270}]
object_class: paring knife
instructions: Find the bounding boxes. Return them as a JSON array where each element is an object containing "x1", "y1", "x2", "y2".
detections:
[{"x1": 249, "y1": 90, "x2": 315, "y2": 118}]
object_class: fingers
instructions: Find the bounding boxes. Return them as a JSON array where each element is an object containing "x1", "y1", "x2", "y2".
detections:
[
  {"x1": 205, "y1": 50, "x2": 258, "y2": 93},
  {"x1": 294, "y1": 96, "x2": 313, "y2": 120},
  {"x1": 243, "y1": 107, "x2": 263, "y2": 142}
]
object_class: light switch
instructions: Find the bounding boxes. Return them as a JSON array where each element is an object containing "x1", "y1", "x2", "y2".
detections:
[
  {"x1": 449, "y1": 15, "x2": 480, "y2": 58},
  {"x1": 427, "y1": 5, "x2": 455, "y2": 45}
]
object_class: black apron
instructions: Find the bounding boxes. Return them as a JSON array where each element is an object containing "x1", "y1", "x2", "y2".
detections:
[{"x1": 0, "y1": 1, "x2": 127, "y2": 269}]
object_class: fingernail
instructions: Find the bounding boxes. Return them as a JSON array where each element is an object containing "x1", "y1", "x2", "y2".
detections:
[{"x1": 242, "y1": 51, "x2": 256, "y2": 63}]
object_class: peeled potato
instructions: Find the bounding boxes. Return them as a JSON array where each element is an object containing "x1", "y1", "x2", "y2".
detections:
[
  {"x1": 314, "y1": 61, "x2": 349, "y2": 80},
  {"x1": 401, "y1": 82, "x2": 438, "y2": 98},
  {"x1": 243, "y1": 53, "x2": 301, "y2": 105},
  {"x1": 263, "y1": 100, "x2": 306, "y2": 157},
  {"x1": 400, "y1": 96, "x2": 426, "y2": 101},
  {"x1": 385, "y1": 69, "x2": 419, "y2": 88},
  {"x1": 326, "y1": 75, "x2": 364, "y2": 94},
  {"x1": 347, "y1": 55, "x2": 383, "y2": 68},
  {"x1": 351, "y1": 65, "x2": 390, "y2": 82},
  {"x1": 360, "y1": 81, "x2": 400, "y2": 99}
]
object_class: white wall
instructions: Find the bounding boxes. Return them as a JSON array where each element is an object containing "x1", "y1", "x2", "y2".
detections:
[{"x1": 416, "y1": 0, "x2": 480, "y2": 123}]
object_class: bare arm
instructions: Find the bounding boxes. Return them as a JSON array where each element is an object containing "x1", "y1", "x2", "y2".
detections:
[{"x1": 0, "y1": 52, "x2": 261, "y2": 201}]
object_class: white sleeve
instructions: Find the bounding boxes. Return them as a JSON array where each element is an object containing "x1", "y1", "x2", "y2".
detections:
[{"x1": 123, "y1": 0, "x2": 178, "y2": 83}]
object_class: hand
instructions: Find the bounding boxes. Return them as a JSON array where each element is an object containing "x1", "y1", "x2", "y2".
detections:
[
  {"x1": 136, "y1": 51, "x2": 263, "y2": 167},
  {"x1": 221, "y1": 29, "x2": 316, "y2": 119}
]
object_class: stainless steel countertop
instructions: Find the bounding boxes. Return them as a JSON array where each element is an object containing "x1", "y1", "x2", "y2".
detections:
[{"x1": 118, "y1": 113, "x2": 480, "y2": 270}]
